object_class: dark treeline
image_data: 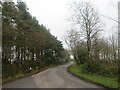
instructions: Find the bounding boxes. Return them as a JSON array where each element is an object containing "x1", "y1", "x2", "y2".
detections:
[{"x1": 2, "y1": 1, "x2": 69, "y2": 79}]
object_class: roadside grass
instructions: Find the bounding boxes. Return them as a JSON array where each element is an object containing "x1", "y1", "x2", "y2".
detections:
[{"x1": 68, "y1": 64, "x2": 119, "y2": 89}]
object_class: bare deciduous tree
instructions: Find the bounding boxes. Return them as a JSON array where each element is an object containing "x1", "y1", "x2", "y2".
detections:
[
  {"x1": 109, "y1": 34, "x2": 118, "y2": 61},
  {"x1": 70, "y1": 2, "x2": 103, "y2": 60},
  {"x1": 65, "y1": 29, "x2": 81, "y2": 64}
]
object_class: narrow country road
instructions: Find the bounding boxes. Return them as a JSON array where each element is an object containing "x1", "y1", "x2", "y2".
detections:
[{"x1": 3, "y1": 64, "x2": 105, "y2": 88}]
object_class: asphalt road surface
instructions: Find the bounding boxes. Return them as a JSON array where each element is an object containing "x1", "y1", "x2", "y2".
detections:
[{"x1": 3, "y1": 64, "x2": 105, "y2": 88}]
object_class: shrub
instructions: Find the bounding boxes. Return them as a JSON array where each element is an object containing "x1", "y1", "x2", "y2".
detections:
[
  {"x1": 2, "y1": 64, "x2": 19, "y2": 79},
  {"x1": 81, "y1": 60, "x2": 118, "y2": 77},
  {"x1": 77, "y1": 47, "x2": 88, "y2": 64},
  {"x1": 99, "y1": 65, "x2": 118, "y2": 77},
  {"x1": 81, "y1": 60, "x2": 101, "y2": 73}
]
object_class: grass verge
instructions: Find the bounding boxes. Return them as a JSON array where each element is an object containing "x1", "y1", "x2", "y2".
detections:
[{"x1": 68, "y1": 64, "x2": 119, "y2": 89}]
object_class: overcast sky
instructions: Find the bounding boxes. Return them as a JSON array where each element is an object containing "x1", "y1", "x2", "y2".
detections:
[{"x1": 17, "y1": 0, "x2": 118, "y2": 48}]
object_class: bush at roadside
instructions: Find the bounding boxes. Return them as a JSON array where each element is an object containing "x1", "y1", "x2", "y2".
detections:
[
  {"x1": 81, "y1": 60, "x2": 118, "y2": 77},
  {"x1": 81, "y1": 60, "x2": 101, "y2": 73}
]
